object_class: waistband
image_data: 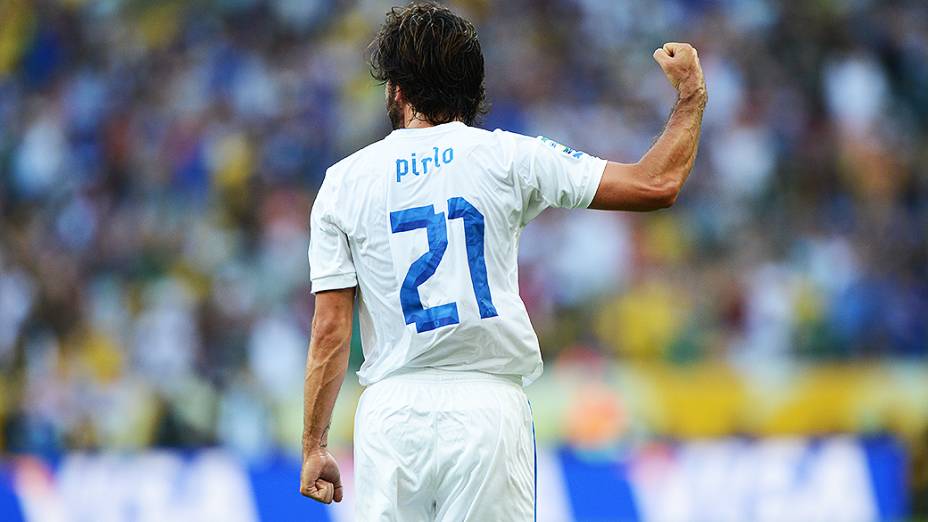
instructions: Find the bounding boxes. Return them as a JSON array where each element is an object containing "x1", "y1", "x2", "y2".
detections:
[{"x1": 369, "y1": 368, "x2": 523, "y2": 388}]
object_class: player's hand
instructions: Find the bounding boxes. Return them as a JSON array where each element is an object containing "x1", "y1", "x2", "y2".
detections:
[
  {"x1": 300, "y1": 449, "x2": 343, "y2": 504},
  {"x1": 653, "y1": 42, "x2": 706, "y2": 102}
]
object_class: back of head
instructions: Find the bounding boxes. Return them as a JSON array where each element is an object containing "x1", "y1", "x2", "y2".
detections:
[{"x1": 369, "y1": 2, "x2": 487, "y2": 126}]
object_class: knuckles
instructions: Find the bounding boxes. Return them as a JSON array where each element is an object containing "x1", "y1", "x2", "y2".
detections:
[
  {"x1": 664, "y1": 42, "x2": 698, "y2": 61},
  {"x1": 300, "y1": 486, "x2": 332, "y2": 504}
]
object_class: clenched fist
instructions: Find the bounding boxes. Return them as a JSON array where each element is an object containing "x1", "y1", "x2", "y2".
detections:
[
  {"x1": 300, "y1": 449, "x2": 344, "y2": 504},
  {"x1": 653, "y1": 42, "x2": 707, "y2": 102}
]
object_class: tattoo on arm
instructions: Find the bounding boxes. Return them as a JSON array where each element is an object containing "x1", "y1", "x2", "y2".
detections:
[{"x1": 320, "y1": 423, "x2": 330, "y2": 448}]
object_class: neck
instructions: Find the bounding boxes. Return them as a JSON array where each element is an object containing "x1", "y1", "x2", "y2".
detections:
[
  {"x1": 402, "y1": 105, "x2": 460, "y2": 129},
  {"x1": 405, "y1": 117, "x2": 434, "y2": 129},
  {"x1": 403, "y1": 105, "x2": 433, "y2": 129}
]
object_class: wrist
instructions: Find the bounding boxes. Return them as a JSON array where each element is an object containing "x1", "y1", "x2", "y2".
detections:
[
  {"x1": 302, "y1": 435, "x2": 328, "y2": 455},
  {"x1": 677, "y1": 83, "x2": 708, "y2": 107},
  {"x1": 303, "y1": 443, "x2": 327, "y2": 459},
  {"x1": 302, "y1": 423, "x2": 331, "y2": 456}
]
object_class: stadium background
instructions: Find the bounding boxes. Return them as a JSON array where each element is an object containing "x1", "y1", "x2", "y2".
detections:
[{"x1": 0, "y1": 0, "x2": 926, "y2": 520}]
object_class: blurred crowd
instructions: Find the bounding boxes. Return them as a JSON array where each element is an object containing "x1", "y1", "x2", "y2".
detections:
[{"x1": 0, "y1": 0, "x2": 926, "y2": 459}]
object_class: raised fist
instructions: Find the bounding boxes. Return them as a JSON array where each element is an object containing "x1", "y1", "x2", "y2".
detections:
[{"x1": 653, "y1": 42, "x2": 707, "y2": 102}]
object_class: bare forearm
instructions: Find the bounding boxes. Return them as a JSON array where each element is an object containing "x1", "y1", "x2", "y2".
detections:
[
  {"x1": 301, "y1": 288, "x2": 355, "y2": 456},
  {"x1": 638, "y1": 88, "x2": 707, "y2": 191},
  {"x1": 302, "y1": 335, "x2": 350, "y2": 454}
]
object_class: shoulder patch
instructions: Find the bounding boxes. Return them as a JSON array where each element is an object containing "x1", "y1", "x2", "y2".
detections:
[{"x1": 537, "y1": 136, "x2": 587, "y2": 159}]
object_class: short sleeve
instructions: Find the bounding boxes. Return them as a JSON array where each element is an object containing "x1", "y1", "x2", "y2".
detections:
[
  {"x1": 308, "y1": 176, "x2": 357, "y2": 293},
  {"x1": 511, "y1": 134, "x2": 606, "y2": 224}
]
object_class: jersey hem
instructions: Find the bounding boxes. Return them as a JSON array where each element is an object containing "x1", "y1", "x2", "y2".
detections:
[
  {"x1": 581, "y1": 157, "x2": 608, "y2": 209},
  {"x1": 310, "y1": 273, "x2": 358, "y2": 294}
]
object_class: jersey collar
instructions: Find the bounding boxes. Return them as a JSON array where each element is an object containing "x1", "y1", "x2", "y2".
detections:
[{"x1": 389, "y1": 121, "x2": 466, "y2": 137}]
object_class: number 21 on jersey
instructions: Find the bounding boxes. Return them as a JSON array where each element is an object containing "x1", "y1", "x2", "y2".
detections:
[{"x1": 389, "y1": 197, "x2": 498, "y2": 333}]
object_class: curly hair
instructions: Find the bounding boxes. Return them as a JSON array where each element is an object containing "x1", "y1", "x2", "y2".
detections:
[{"x1": 369, "y1": 2, "x2": 488, "y2": 126}]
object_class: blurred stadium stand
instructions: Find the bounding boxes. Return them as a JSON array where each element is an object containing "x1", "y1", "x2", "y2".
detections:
[{"x1": 0, "y1": 0, "x2": 926, "y2": 519}]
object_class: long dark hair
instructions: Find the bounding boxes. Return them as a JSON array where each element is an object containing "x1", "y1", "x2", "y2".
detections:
[{"x1": 369, "y1": 2, "x2": 488, "y2": 126}]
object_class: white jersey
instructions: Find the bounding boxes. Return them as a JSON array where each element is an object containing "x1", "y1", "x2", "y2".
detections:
[{"x1": 308, "y1": 121, "x2": 605, "y2": 386}]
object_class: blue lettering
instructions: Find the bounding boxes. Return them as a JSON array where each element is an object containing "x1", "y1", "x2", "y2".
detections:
[
  {"x1": 395, "y1": 148, "x2": 454, "y2": 182},
  {"x1": 396, "y1": 159, "x2": 409, "y2": 182}
]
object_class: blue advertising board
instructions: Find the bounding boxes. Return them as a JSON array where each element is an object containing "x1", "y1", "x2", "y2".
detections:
[{"x1": 0, "y1": 437, "x2": 908, "y2": 521}]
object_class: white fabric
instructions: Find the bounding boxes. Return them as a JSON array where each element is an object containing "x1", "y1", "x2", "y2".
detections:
[
  {"x1": 353, "y1": 369, "x2": 535, "y2": 522},
  {"x1": 308, "y1": 121, "x2": 606, "y2": 386}
]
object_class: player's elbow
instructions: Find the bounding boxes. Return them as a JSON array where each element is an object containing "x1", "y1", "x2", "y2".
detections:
[
  {"x1": 308, "y1": 316, "x2": 352, "y2": 367},
  {"x1": 310, "y1": 288, "x2": 355, "y2": 349},
  {"x1": 629, "y1": 161, "x2": 682, "y2": 210},
  {"x1": 311, "y1": 313, "x2": 352, "y2": 348},
  {"x1": 593, "y1": 162, "x2": 681, "y2": 211},
  {"x1": 646, "y1": 177, "x2": 681, "y2": 209}
]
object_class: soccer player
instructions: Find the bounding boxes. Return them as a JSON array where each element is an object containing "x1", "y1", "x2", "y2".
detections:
[{"x1": 300, "y1": 2, "x2": 706, "y2": 520}]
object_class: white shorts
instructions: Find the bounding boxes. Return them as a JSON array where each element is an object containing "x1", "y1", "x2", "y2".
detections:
[{"x1": 354, "y1": 369, "x2": 536, "y2": 521}]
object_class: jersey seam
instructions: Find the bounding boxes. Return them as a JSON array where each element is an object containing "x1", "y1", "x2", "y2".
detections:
[{"x1": 525, "y1": 140, "x2": 555, "y2": 208}]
